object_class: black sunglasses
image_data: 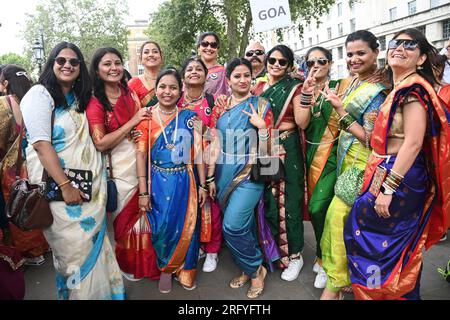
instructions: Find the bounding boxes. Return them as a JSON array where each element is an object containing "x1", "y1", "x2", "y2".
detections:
[
  {"x1": 245, "y1": 50, "x2": 265, "y2": 57},
  {"x1": 54, "y1": 57, "x2": 81, "y2": 67},
  {"x1": 267, "y1": 57, "x2": 288, "y2": 67},
  {"x1": 200, "y1": 41, "x2": 219, "y2": 49},
  {"x1": 388, "y1": 39, "x2": 419, "y2": 51},
  {"x1": 306, "y1": 58, "x2": 328, "y2": 68}
]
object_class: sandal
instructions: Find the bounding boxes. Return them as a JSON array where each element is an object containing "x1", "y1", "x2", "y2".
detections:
[
  {"x1": 229, "y1": 272, "x2": 250, "y2": 289},
  {"x1": 247, "y1": 266, "x2": 267, "y2": 299}
]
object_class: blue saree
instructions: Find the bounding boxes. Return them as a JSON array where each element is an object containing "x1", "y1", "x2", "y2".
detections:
[
  {"x1": 144, "y1": 109, "x2": 200, "y2": 288},
  {"x1": 213, "y1": 96, "x2": 273, "y2": 276}
]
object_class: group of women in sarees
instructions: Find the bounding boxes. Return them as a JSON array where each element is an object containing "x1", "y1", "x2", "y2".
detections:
[{"x1": 1, "y1": 26, "x2": 448, "y2": 300}]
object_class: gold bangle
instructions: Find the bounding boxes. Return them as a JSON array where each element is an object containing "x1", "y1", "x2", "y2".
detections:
[{"x1": 58, "y1": 179, "x2": 71, "y2": 188}]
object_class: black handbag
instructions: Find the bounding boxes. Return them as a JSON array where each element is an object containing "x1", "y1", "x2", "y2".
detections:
[
  {"x1": 106, "y1": 152, "x2": 118, "y2": 212},
  {"x1": 250, "y1": 155, "x2": 285, "y2": 183}
]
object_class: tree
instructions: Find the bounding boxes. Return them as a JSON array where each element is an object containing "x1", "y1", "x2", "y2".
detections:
[
  {"x1": 0, "y1": 53, "x2": 32, "y2": 72},
  {"x1": 22, "y1": 0, "x2": 129, "y2": 69},
  {"x1": 146, "y1": 0, "x2": 337, "y2": 68}
]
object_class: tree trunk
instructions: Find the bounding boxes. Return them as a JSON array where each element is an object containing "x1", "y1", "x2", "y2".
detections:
[
  {"x1": 224, "y1": 0, "x2": 238, "y2": 59},
  {"x1": 238, "y1": 8, "x2": 252, "y2": 57}
]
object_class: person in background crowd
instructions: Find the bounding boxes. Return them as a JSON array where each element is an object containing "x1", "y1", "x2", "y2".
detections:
[
  {"x1": 20, "y1": 42, "x2": 125, "y2": 299},
  {"x1": 252, "y1": 45, "x2": 307, "y2": 282},
  {"x1": 135, "y1": 69, "x2": 207, "y2": 294},
  {"x1": 298, "y1": 47, "x2": 349, "y2": 289},
  {"x1": 439, "y1": 38, "x2": 450, "y2": 84},
  {"x1": 0, "y1": 65, "x2": 49, "y2": 266},
  {"x1": 207, "y1": 58, "x2": 273, "y2": 299},
  {"x1": 178, "y1": 56, "x2": 222, "y2": 273},
  {"x1": 344, "y1": 28, "x2": 449, "y2": 300},
  {"x1": 197, "y1": 32, "x2": 229, "y2": 96},
  {"x1": 128, "y1": 40, "x2": 163, "y2": 108},
  {"x1": 319, "y1": 30, "x2": 388, "y2": 300},
  {"x1": 86, "y1": 47, "x2": 160, "y2": 282},
  {"x1": 0, "y1": 228, "x2": 25, "y2": 300},
  {"x1": 244, "y1": 42, "x2": 268, "y2": 88}
]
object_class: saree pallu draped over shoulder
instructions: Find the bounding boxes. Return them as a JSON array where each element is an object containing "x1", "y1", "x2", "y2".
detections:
[
  {"x1": 26, "y1": 92, "x2": 125, "y2": 300},
  {"x1": 128, "y1": 76, "x2": 158, "y2": 108},
  {"x1": 137, "y1": 109, "x2": 201, "y2": 288},
  {"x1": 344, "y1": 75, "x2": 450, "y2": 300}
]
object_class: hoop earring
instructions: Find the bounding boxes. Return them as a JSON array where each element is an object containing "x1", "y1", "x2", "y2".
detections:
[{"x1": 417, "y1": 65, "x2": 423, "y2": 70}]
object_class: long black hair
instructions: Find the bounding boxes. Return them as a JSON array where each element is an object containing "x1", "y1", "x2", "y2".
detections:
[
  {"x1": 90, "y1": 47, "x2": 129, "y2": 112},
  {"x1": 387, "y1": 28, "x2": 441, "y2": 87},
  {"x1": 0, "y1": 64, "x2": 33, "y2": 101},
  {"x1": 38, "y1": 41, "x2": 91, "y2": 112},
  {"x1": 225, "y1": 58, "x2": 253, "y2": 79},
  {"x1": 345, "y1": 30, "x2": 380, "y2": 51}
]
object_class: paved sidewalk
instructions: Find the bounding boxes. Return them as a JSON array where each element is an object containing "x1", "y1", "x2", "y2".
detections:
[{"x1": 24, "y1": 222, "x2": 450, "y2": 300}]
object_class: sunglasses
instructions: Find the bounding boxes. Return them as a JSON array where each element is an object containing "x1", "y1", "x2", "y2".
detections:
[
  {"x1": 245, "y1": 50, "x2": 265, "y2": 57},
  {"x1": 267, "y1": 57, "x2": 288, "y2": 67},
  {"x1": 306, "y1": 58, "x2": 328, "y2": 68},
  {"x1": 200, "y1": 41, "x2": 219, "y2": 49},
  {"x1": 388, "y1": 39, "x2": 419, "y2": 51},
  {"x1": 54, "y1": 57, "x2": 81, "y2": 67}
]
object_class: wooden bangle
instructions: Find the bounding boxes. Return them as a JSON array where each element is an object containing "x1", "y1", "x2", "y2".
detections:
[{"x1": 58, "y1": 179, "x2": 71, "y2": 188}]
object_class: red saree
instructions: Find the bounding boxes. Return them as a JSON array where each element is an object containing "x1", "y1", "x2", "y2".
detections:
[{"x1": 86, "y1": 88, "x2": 160, "y2": 279}]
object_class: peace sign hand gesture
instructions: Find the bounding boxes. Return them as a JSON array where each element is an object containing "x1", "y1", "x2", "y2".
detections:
[
  {"x1": 242, "y1": 103, "x2": 266, "y2": 129},
  {"x1": 320, "y1": 83, "x2": 344, "y2": 111},
  {"x1": 302, "y1": 68, "x2": 319, "y2": 95}
]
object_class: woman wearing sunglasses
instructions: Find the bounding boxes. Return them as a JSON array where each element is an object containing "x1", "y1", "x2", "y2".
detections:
[
  {"x1": 20, "y1": 42, "x2": 125, "y2": 299},
  {"x1": 128, "y1": 41, "x2": 163, "y2": 108},
  {"x1": 252, "y1": 44, "x2": 307, "y2": 282},
  {"x1": 297, "y1": 47, "x2": 350, "y2": 290},
  {"x1": 0, "y1": 65, "x2": 49, "y2": 268},
  {"x1": 86, "y1": 47, "x2": 160, "y2": 282},
  {"x1": 317, "y1": 30, "x2": 388, "y2": 300},
  {"x1": 197, "y1": 32, "x2": 229, "y2": 96},
  {"x1": 344, "y1": 28, "x2": 449, "y2": 300}
]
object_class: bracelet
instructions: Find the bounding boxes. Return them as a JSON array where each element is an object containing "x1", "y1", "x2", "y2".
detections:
[
  {"x1": 258, "y1": 131, "x2": 270, "y2": 141},
  {"x1": 339, "y1": 113, "x2": 356, "y2": 131},
  {"x1": 58, "y1": 179, "x2": 71, "y2": 188},
  {"x1": 390, "y1": 169, "x2": 405, "y2": 180},
  {"x1": 364, "y1": 130, "x2": 371, "y2": 148},
  {"x1": 199, "y1": 184, "x2": 208, "y2": 192},
  {"x1": 139, "y1": 192, "x2": 149, "y2": 197},
  {"x1": 345, "y1": 120, "x2": 357, "y2": 132},
  {"x1": 137, "y1": 175, "x2": 146, "y2": 178},
  {"x1": 206, "y1": 176, "x2": 215, "y2": 183}
]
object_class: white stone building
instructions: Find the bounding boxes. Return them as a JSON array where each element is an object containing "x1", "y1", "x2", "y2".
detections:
[{"x1": 259, "y1": 0, "x2": 450, "y2": 79}]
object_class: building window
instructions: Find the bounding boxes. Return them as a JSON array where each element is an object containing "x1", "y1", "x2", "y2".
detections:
[
  {"x1": 338, "y1": 46, "x2": 344, "y2": 59},
  {"x1": 309, "y1": 37, "x2": 313, "y2": 46},
  {"x1": 327, "y1": 27, "x2": 332, "y2": 40},
  {"x1": 379, "y1": 35, "x2": 386, "y2": 51},
  {"x1": 390, "y1": 7, "x2": 397, "y2": 21},
  {"x1": 430, "y1": 0, "x2": 439, "y2": 8},
  {"x1": 338, "y1": 23, "x2": 343, "y2": 36},
  {"x1": 350, "y1": 19, "x2": 356, "y2": 33},
  {"x1": 416, "y1": 25, "x2": 426, "y2": 35},
  {"x1": 316, "y1": 35, "x2": 319, "y2": 44},
  {"x1": 408, "y1": 1, "x2": 417, "y2": 15},
  {"x1": 327, "y1": 13, "x2": 331, "y2": 21},
  {"x1": 301, "y1": 40, "x2": 305, "y2": 49},
  {"x1": 337, "y1": 2, "x2": 343, "y2": 16},
  {"x1": 443, "y1": 19, "x2": 450, "y2": 39},
  {"x1": 378, "y1": 58, "x2": 386, "y2": 69},
  {"x1": 308, "y1": 24, "x2": 312, "y2": 32},
  {"x1": 338, "y1": 65, "x2": 344, "y2": 79},
  {"x1": 350, "y1": 1, "x2": 355, "y2": 13}
]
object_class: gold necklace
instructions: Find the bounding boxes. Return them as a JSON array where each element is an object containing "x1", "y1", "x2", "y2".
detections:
[
  {"x1": 155, "y1": 104, "x2": 178, "y2": 149},
  {"x1": 159, "y1": 105, "x2": 177, "y2": 115},
  {"x1": 394, "y1": 71, "x2": 417, "y2": 88},
  {"x1": 226, "y1": 94, "x2": 251, "y2": 110}
]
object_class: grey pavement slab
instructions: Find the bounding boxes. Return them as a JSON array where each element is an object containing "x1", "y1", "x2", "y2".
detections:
[{"x1": 23, "y1": 222, "x2": 450, "y2": 300}]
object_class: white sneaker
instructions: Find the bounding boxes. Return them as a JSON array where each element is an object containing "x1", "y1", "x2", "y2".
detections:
[
  {"x1": 25, "y1": 255, "x2": 45, "y2": 266},
  {"x1": 313, "y1": 261, "x2": 320, "y2": 273},
  {"x1": 314, "y1": 266, "x2": 328, "y2": 289},
  {"x1": 120, "y1": 271, "x2": 143, "y2": 282},
  {"x1": 281, "y1": 254, "x2": 304, "y2": 281},
  {"x1": 202, "y1": 253, "x2": 218, "y2": 272}
]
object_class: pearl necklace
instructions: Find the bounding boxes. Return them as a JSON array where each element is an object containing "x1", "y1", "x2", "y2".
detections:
[
  {"x1": 182, "y1": 91, "x2": 204, "y2": 108},
  {"x1": 155, "y1": 104, "x2": 178, "y2": 150},
  {"x1": 159, "y1": 105, "x2": 177, "y2": 115}
]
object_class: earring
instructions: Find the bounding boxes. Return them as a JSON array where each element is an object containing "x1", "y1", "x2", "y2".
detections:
[
  {"x1": 417, "y1": 65, "x2": 423, "y2": 70},
  {"x1": 384, "y1": 64, "x2": 389, "y2": 70}
]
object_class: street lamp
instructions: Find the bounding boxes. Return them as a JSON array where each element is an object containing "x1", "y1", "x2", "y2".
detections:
[{"x1": 32, "y1": 39, "x2": 44, "y2": 74}]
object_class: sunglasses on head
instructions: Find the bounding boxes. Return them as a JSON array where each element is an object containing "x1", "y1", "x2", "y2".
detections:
[
  {"x1": 388, "y1": 39, "x2": 419, "y2": 51},
  {"x1": 245, "y1": 50, "x2": 265, "y2": 57},
  {"x1": 200, "y1": 41, "x2": 219, "y2": 49},
  {"x1": 54, "y1": 57, "x2": 81, "y2": 67},
  {"x1": 267, "y1": 57, "x2": 288, "y2": 67},
  {"x1": 306, "y1": 58, "x2": 328, "y2": 68}
]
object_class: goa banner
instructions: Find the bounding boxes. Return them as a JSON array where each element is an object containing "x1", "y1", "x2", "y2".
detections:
[{"x1": 250, "y1": 0, "x2": 292, "y2": 33}]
